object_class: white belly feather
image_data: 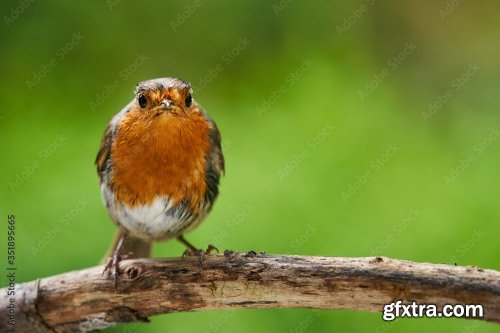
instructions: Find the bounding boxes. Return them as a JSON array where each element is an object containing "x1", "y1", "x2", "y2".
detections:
[{"x1": 101, "y1": 183, "x2": 201, "y2": 241}]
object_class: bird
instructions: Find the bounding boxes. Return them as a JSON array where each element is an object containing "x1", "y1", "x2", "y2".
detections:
[{"x1": 95, "y1": 77, "x2": 224, "y2": 282}]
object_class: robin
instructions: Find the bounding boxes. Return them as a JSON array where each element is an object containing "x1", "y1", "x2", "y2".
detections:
[{"x1": 95, "y1": 77, "x2": 224, "y2": 282}]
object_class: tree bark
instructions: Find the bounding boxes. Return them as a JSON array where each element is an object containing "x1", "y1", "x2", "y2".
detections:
[{"x1": 1, "y1": 252, "x2": 499, "y2": 332}]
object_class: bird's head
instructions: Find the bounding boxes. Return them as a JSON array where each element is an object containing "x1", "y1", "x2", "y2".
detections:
[{"x1": 133, "y1": 78, "x2": 195, "y2": 115}]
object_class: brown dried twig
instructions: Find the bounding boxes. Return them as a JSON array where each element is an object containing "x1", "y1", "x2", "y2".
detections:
[{"x1": 1, "y1": 252, "x2": 499, "y2": 332}]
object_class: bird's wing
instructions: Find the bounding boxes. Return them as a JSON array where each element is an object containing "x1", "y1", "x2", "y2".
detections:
[
  {"x1": 95, "y1": 123, "x2": 113, "y2": 181},
  {"x1": 95, "y1": 104, "x2": 130, "y2": 181},
  {"x1": 204, "y1": 114, "x2": 225, "y2": 204},
  {"x1": 208, "y1": 118, "x2": 225, "y2": 174}
]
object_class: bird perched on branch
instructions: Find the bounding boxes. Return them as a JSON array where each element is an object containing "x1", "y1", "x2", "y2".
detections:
[{"x1": 95, "y1": 77, "x2": 224, "y2": 282}]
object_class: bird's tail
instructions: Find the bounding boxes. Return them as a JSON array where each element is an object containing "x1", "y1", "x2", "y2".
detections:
[{"x1": 100, "y1": 230, "x2": 152, "y2": 264}]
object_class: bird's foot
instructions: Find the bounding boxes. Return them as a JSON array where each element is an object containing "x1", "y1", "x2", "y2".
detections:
[
  {"x1": 102, "y1": 251, "x2": 133, "y2": 288},
  {"x1": 182, "y1": 244, "x2": 219, "y2": 266}
]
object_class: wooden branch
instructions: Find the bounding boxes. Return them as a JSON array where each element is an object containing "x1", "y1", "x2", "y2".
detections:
[{"x1": 2, "y1": 252, "x2": 499, "y2": 332}]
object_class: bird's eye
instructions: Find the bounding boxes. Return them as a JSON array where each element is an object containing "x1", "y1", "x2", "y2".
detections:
[
  {"x1": 185, "y1": 93, "x2": 192, "y2": 108},
  {"x1": 137, "y1": 94, "x2": 148, "y2": 108}
]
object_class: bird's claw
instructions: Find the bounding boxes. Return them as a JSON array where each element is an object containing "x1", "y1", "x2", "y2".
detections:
[
  {"x1": 182, "y1": 244, "x2": 219, "y2": 266},
  {"x1": 102, "y1": 251, "x2": 133, "y2": 287},
  {"x1": 205, "y1": 244, "x2": 219, "y2": 255}
]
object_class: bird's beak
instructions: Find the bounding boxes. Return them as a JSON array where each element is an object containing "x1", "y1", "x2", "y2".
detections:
[{"x1": 161, "y1": 99, "x2": 174, "y2": 110}]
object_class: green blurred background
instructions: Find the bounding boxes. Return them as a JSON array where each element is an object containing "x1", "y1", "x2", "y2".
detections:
[{"x1": 1, "y1": 1, "x2": 499, "y2": 332}]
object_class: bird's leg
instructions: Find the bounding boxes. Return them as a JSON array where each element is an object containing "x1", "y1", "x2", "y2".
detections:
[
  {"x1": 177, "y1": 235, "x2": 219, "y2": 265},
  {"x1": 103, "y1": 232, "x2": 133, "y2": 287},
  {"x1": 101, "y1": 230, "x2": 152, "y2": 285},
  {"x1": 177, "y1": 234, "x2": 199, "y2": 253}
]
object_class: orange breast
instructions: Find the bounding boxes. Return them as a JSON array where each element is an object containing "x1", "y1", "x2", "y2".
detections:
[{"x1": 110, "y1": 109, "x2": 210, "y2": 210}]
